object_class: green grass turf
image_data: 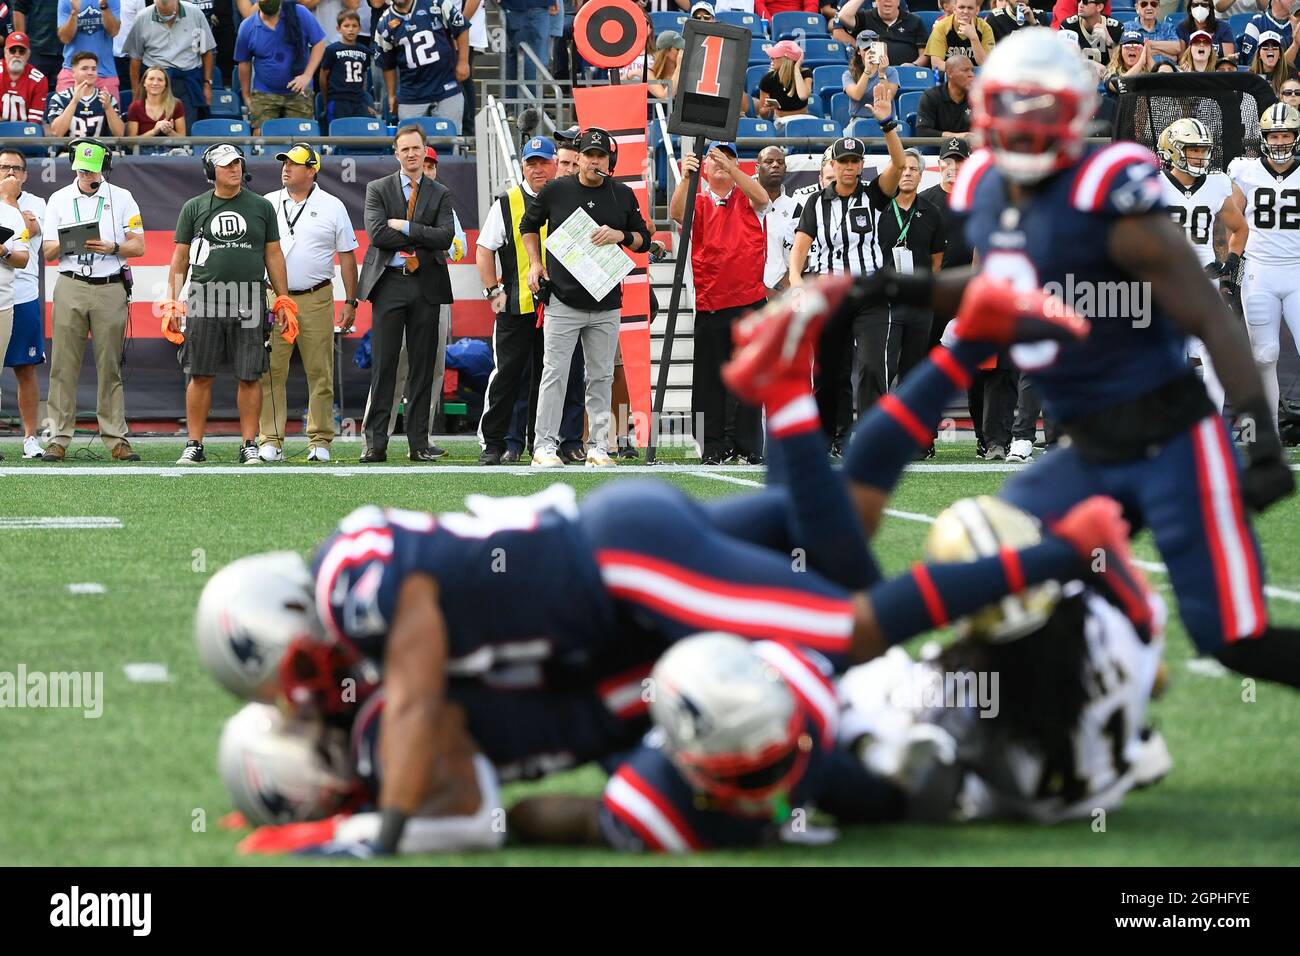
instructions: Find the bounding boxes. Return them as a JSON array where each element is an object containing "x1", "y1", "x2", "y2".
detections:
[{"x1": 1, "y1": 438, "x2": 1298, "y2": 865}]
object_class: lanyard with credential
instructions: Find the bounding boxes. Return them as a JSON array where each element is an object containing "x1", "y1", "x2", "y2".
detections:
[
  {"x1": 890, "y1": 199, "x2": 916, "y2": 248},
  {"x1": 72, "y1": 195, "x2": 105, "y2": 274},
  {"x1": 281, "y1": 185, "x2": 315, "y2": 236}
]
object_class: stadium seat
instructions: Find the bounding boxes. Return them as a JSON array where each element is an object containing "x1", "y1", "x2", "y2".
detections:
[
  {"x1": 191, "y1": 117, "x2": 251, "y2": 137},
  {"x1": 780, "y1": 116, "x2": 839, "y2": 138},
  {"x1": 117, "y1": 89, "x2": 132, "y2": 115},
  {"x1": 718, "y1": 10, "x2": 762, "y2": 35},
  {"x1": 1229, "y1": 12, "x2": 1253, "y2": 37},
  {"x1": 847, "y1": 116, "x2": 884, "y2": 138},
  {"x1": 259, "y1": 117, "x2": 320, "y2": 138},
  {"x1": 895, "y1": 65, "x2": 936, "y2": 90},
  {"x1": 897, "y1": 90, "x2": 924, "y2": 126},
  {"x1": 0, "y1": 120, "x2": 45, "y2": 157},
  {"x1": 650, "y1": 11, "x2": 687, "y2": 34},
  {"x1": 771, "y1": 11, "x2": 827, "y2": 40},
  {"x1": 830, "y1": 92, "x2": 856, "y2": 128},
  {"x1": 329, "y1": 115, "x2": 388, "y2": 153},
  {"x1": 749, "y1": 37, "x2": 774, "y2": 64},
  {"x1": 914, "y1": 10, "x2": 942, "y2": 31},
  {"x1": 208, "y1": 87, "x2": 242, "y2": 118},
  {"x1": 735, "y1": 116, "x2": 776, "y2": 157},
  {"x1": 1163, "y1": 12, "x2": 1181, "y2": 28},
  {"x1": 402, "y1": 115, "x2": 457, "y2": 139},
  {"x1": 802, "y1": 37, "x2": 847, "y2": 67},
  {"x1": 814, "y1": 63, "x2": 846, "y2": 113}
]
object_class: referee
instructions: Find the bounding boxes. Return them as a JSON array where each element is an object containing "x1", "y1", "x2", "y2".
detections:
[{"x1": 788, "y1": 84, "x2": 905, "y2": 449}]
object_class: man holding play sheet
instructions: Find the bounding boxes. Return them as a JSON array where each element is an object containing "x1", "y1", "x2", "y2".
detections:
[{"x1": 519, "y1": 127, "x2": 650, "y2": 469}]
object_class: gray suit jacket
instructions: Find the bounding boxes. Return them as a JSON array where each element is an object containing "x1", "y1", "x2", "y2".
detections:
[{"x1": 358, "y1": 170, "x2": 455, "y2": 305}]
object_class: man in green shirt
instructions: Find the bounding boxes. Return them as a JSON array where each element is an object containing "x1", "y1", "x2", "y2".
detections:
[{"x1": 164, "y1": 143, "x2": 295, "y2": 465}]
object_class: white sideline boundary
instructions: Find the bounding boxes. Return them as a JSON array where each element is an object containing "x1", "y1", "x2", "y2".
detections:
[{"x1": 689, "y1": 471, "x2": 1300, "y2": 607}]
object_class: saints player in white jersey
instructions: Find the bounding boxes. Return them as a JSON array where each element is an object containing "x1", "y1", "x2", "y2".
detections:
[
  {"x1": 1229, "y1": 104, "x2": 1300, "y2": 423},
  {"x1": 838, "y1": 497, "x2": 1171, "y2": 825},
  {"x1": 1157, "y1": 119, "x2": 1248, "y2": 412}
]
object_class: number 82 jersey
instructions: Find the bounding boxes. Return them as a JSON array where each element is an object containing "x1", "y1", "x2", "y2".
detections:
[{"x1": 1229, "y1": 156, "x2": 1300, "y2": 266}]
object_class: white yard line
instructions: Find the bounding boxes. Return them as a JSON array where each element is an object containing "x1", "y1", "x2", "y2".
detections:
[{"x1": 0, "y1": 516, "x2": 123, "y2": 529}]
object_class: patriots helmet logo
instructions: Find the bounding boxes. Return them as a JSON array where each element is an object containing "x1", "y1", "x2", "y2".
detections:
[{"x1": 228, "y1": 629, "x2": 264, "y2": 675}]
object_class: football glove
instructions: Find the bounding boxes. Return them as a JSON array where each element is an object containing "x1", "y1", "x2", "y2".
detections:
[{"x1": 1238, "y1": 394, "x2": 1296, "y2": 513}]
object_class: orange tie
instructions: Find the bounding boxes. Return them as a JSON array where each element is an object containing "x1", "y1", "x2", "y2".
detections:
[{"x1": 404, "y1": 179, "x2": 420, "y2": 274}]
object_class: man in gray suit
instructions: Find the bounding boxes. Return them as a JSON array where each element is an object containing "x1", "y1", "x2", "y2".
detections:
[{"x1": 358, "y1": 124, "x2": 455, "y2": 462}]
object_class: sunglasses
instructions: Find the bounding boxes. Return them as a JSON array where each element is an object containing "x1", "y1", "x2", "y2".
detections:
[
  {"x1": 1137, "y1": 1, "x2": 1158, "y2": 6},
  {"x1": 1283, "y1": 89, "x2": 1300, "y2": 95}
]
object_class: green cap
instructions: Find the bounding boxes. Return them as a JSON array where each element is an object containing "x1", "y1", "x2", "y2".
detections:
[{"x1": 71, "y1": 140, "x2": 107, "y2": 173}]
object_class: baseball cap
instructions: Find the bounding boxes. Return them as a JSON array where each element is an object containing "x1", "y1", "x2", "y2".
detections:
[
  {"x1": 657, "y1": 29, "x2": 685, "y2": 51},
  {"x1": 1258, "y1": 30, "x2": 1284, "y2": 46},
  {"x1": 940, "y1": 136, "x2": 971, "y2": 160},
  {"x1": 706, "y1": 141, "x2": 737, "y2": 157},
  {"x1": 70, "y1": 139, "x2": 108, "y2": 173},
  {"x1": 1120, "y1": 30, "x2": 1144, "y2": 46},
  {"x1": 274, "y1": 142, "x2": 320, "y2": 170},
  {"x1": 207, "y1": 143, "x2": 244, "y2": 168},
  {"x1": 522, "y1": 136, "x2": 557, "y2": 161},
  {"x1": 424, "y1": 145, "x2": 439, "y2": 164},
  {"x1": 554, "y1": 125, "x2": 581, "y2": 146},
  {"x1": 5, "y1": 32, "x2": 30, "y2": 51},
  {"x1": 578, "y1": 128, "x2": 612, "y2": 155},
  {"x1": 767, "y1": 39, "x2": 803, "y2": 61},
  {"x1": 689, "y1": 0, "x2": 714, "y2": 15},
  {"x1": 1189, "y1": 29, "x2": 1214, "y2": 44},
  {"x1": 831, "y1": 136, "x2": 865, "y2": 161},
  {"x1": 855, "y1": 30, "x2": 880, "y2": 49}
]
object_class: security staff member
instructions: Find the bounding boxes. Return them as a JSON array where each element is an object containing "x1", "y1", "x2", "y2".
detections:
[
  {"x1": 788, "y1": 84, "x2": 905, "y2": 448},
  {"x1": 40, "y1": 139, "x2": 145, "y2": 462},
  {"x1": 258, "y1": 142, "x2": 359, "y2": 463},
  {"x1": 519, "y1": 127, "x2": 651, "y2": 469}
]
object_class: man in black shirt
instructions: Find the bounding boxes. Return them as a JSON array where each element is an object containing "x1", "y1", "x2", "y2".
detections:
[
  {"x1": 1058, "y1": 0, "x2": 1124, "y2": 65},
  {"x1": 520, "y1": 127, "x2": 651, "y2": 468},
  {"x1": 834, "y1": 0, "x2": 932, "y2": 67},
  {"x1": 914, "y1": 54, "x2": 973, "y2": 139}
]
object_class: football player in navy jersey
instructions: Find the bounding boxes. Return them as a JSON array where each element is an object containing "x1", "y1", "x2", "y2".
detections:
[{"x1": 374, "y1": 0, "x2": 469, "y2": 123}]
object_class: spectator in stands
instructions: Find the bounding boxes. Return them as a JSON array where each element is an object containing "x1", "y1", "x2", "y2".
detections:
[
  {"x1": 319, "y1": 9, "x2": 374, "y2": 121},
  {"x1": 757, "y1": 0, "x2": 820, "y2": 17},
  {"x1": 1177, "y1": 0, "x2": 1235, "y2": 57},
  {"x1": 1217, "y1": 54, "x2": 1240, "y2": 68},
  {"x1": 670, "y1": 142, "x2": 768, "y2": 465},
  {"x1": 111, "y1": 0, "x2": 143, "y2": 91},
  {"x1": 1281, "y1": 77, "x2": 1300, "y2": 105},
  {"x1": 1105, "y1": 29, "x2": 1154, "y2": 86},
  {"x1": 45, "y1": 50, "x2": 123, "y2": 134},
  {"x1": 1251, "y1": 31, "x2": 1292, "y2": 91},
  {"x1": 1178, "y1": 29, "x2": 1220, "y2": 70},
  {"x1": 1239, "y1": 0, "x2": 1294, "y2": 66},
  {"x1": 126, "y1": 65, "x2": 186, "y2": 137},
  {"x1": 688, "y1": 0, "x2": 715, "y2": 20},
  {"x1": 1050, "y1": 0, "x2": 1111, "y2": 30},
  {"x1": 1124, "y1": 0, "x2": 1181, "y2": 59},
  {"x1": 56, "y1": 0, "x2": 121, "y2": 95},
  {"x1": 498, "y1": 0, "x2": 550, "y2": 104},
  {"x1": 843, "y1": 31, "x2": 899, "y2": 123},
  {"x1": 1057, "y1": 0, "x2": 1124, "y2": 66},
  {"x1": 1152, "y1": 55, "x2": 1178, "y2": 70},
  {"x1": 619, "y1": 11, "x2": 656, "y2": 82},
  {"x1": 123, "y1": 0, "x2": 216, "y2": 124},
  {"x1": 0, "y1": 149, "x2": 43, "y2": 462},
  {"x1": 913, "y1": 52, "x2": 971, "y2": 138},
  {"x1": 648, "y1": 29, "x2": 682, "y2": 98},
  {"x1": 235, "y1": 0, "x2": 326, "y2": 134},
  {"x1": 925, "y1": 0, "x2": 992, "y2": 73},
  {"x1": 376, "y1": 0, "x2": 468, "y2": 122},
  {"x1": 13, "y1": 0, "x2": 64, "y2": 93},
  {"x1": 756, "y1": 39, "x2": 813, "y2": 125},
  {"x1": 986, "y1": 0, "x2": 1039, "y2": 42},
  {"x1": 41, "y1": 140, "x2": 144, "y2": 463},
  {"x1": 258, "y1": 143, "x2": 359, "y2": 463},
  {"x1": 456, "y1": 0, "x2": 487, "y2": 130},
  {"x1": 834, "y1": 0, "x2": 930, "y2": 67},
  {"x1": 201, "y1": 0, "x2": 238, "y2": 88},
  {"x1": 0, "y1": 32, "x2": 49, "y2": 122}
]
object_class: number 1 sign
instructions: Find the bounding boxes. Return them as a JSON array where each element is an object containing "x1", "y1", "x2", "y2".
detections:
[{"x1": 667, "y1": 20, "x2": 750, "y2": 142}]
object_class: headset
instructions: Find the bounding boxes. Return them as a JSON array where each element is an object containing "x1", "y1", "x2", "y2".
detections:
[
  {"x1": 201, "y1": 143, "x2": 253, "y2": 184},
  {"x1": 68, "y1": 137, "x2": 113, "y2": 177},
  {"x1": 581, "y1": 126, "x2": 619, "y2": 175}
]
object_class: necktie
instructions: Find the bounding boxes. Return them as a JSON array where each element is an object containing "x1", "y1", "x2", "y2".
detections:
[{"x1": 404, "y1": 178, "x2": 420, "y2": 274}]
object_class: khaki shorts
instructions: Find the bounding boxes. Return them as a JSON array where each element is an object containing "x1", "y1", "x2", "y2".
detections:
[{"x1": 248, "y1": 91, "x2": 314, "y2": 129}]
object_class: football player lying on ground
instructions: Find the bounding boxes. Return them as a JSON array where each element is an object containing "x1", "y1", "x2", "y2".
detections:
[
  {"x1": 829, "y1": 28, "x2": 1299, "y2": 689},
  {"x1": 197, "y1": 279, "x2": 1153, "y2": 855}
]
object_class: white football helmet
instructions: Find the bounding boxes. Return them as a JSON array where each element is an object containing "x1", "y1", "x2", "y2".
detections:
[
  {"x1": 217, "y1": 703, "x2": 357, "y2": 826},
  {"x1": 195, "y1": 551, "x2": 321, "y2": 701},
  {"x1": 1260, "y1": 103, "x2": 1300, "y2": 164},
  {"x1": 971, "y1": 27, "x2": 1099, "y2": 183},
  {"x1": 650, "y1": 633, "x2": 809, "y2": 808}
]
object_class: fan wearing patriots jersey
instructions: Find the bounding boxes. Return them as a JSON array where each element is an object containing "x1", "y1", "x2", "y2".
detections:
[
  {"x1": 45, "y1": 50, "x2": 123, "y2": 136},
  {"x1": 0, "y1": 32, "x2": 48, "y2": 123},
  {"x1": 1156, "y1": 118, "x2": 1248, "y2": 413},
  {"x1": 374, "y1": 0, "x2": 469, "y2": 123},
  {"x1": 877, "y1": 29, "x2": 1298, "y2": 688}
]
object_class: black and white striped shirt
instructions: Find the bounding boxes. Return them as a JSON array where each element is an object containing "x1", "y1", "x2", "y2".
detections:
[{"x1": 794, "y1": 178, "x2": 891, "y2": 277}]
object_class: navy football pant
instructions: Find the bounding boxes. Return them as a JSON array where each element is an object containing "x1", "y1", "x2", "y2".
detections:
[{"x1": 999, "y1": 414, "x2": 1269, "y2": 653}]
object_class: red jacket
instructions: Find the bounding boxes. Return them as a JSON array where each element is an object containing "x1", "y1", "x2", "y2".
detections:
[
  {"x1": 756, "y1": 0, "x2": 821, "y2": 18},
  {"x1": 690, "y1": 186, "x2": 768, "y2": 313}
]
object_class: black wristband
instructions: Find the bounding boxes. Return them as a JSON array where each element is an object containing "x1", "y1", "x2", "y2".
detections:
[
  {"x1": 375, "y1": 807, "x2": 407, "y2": 854},
  {"x1": 879, "y1": 118, "x2": 899, "y2": 134},
  {"x1": 1238, "y1": 393, "x2": 1283, "y2": 463}
]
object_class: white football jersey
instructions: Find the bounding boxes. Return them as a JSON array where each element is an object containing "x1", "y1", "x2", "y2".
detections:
[
  {"x1": 839, "y1": 587, "x2": 1168, "y2": 825},
  {"x1": 1160, "y1": 171, "x2": 1234, "y2": 269},
  {"x1": 1229, "y1": 156, "x2": 1300, "y2": 265}
]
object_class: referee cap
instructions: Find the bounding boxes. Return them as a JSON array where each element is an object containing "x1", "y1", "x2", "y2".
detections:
[{"x1": 831, "y1": 136, "x2": 865, "y2": 161}]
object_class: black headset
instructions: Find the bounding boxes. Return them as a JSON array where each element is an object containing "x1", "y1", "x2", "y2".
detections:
[
  {"x1": 68, "y1": 137, "x2": 112, "y2": 175},
  {"x1": 581, "y1": 127, "x2": 619, "y2": 175},
  {"x1": 201, "y1": 143, "x2": 253, "y2": 184}
]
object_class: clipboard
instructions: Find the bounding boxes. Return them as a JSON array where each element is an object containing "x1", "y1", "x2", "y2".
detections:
[
  {"x1": 0, "y1": 225, "x2": 13, "y2": 247},
  {"x1": 58, "y1": 219, "x2": 101, "y2": 256}
]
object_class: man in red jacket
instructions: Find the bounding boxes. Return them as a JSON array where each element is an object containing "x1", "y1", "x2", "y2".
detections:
[{"x1": 669, "y1": 141, "x2": 771, "y2": 465}]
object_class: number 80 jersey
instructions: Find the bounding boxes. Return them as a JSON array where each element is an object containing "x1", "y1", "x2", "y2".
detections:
[
  {"x1": 1159, "y1": 171, "x2": 1234, "y2": 269},
  {"x1": 1229, "y1": 156, "x2": 1300, "y2": 266}
]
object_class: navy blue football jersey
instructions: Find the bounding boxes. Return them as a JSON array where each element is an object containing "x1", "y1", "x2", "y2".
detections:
[
  {"x1": 952, "y1": 143, "x2": 1190, "y2": 422},
  {"x1": 321, "y1": 41, "x2": 372, "y2": 103},
  {"x1": 311, "y1": 487, "x2": 616, "y2": 675},
  {"x1": 374, "y1": 0, "x2": 467, "y2": 104},
  {"x1": 45, "y1": 88, "x2": 118, "y2": 138}
]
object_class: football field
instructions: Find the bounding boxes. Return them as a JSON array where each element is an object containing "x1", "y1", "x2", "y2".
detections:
[{"x1": 2, "y1": 437, "x2": 1298, "y2": 866}]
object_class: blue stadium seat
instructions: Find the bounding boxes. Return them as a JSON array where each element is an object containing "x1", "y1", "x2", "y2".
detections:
[
  {"x1": 0, "y1": 121, "x2": 45, "y2": 157},
  {"x1": 191, "y1": 118, "x2": 251, "y2": 137},
  {"x1": 781, "y1": 116, "x2": 839, "y2": 138},
  {"x1": 829, "y1": 91, "x2": 854, "y2": 128},
  {"x1": 1163, "y1": 12, "x2": 1181, "y2": 28},
  {"x1": 802, "y1": 37, "x2": 846, "y2": 67},
  {"x1": 771, "y1": 11, "x2": 828, "y2": 40},
  {"x1": 650, "y1": 11, "x2": 687, "y2": 34},
  {"x1": 813, "y1": 63, "x2": 846, "y2": 113},
  {"x1": 401, "y1": 115, "x2": 457, "y2": 139},
  {"x1": 749, "y1": 37, "x2": 774, "y2": 64},
  {"x1": 914, "y1": 10, "x2": 942, "y2": 32},
  {"x1": 117, "y1": 88, "x2": 132, "y2": 115},
  {"x1": 846, "y1": 116, "x2": 883, "y2": 138},
  {"x1": 897, "y1": 90, "x2": 924, "y2": 126},
  {"x1": 329, "y1": 115, "x2": 388, "y2": 153},
  {"x1": 735, "y1": 116, "x2": 776, "y2": 157},
  {"x1": 895, "y1": 65, "x2": 936, "y2": 90},
  {"x1": 259, "y1": 117, "x2": 320, "y2": 138},
  {"x1": 208, "y1": 87, "x2": 242, "y2": 118},
  {"x1": 718, "y1": 10, "x2": 762, "y2": 35}
]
